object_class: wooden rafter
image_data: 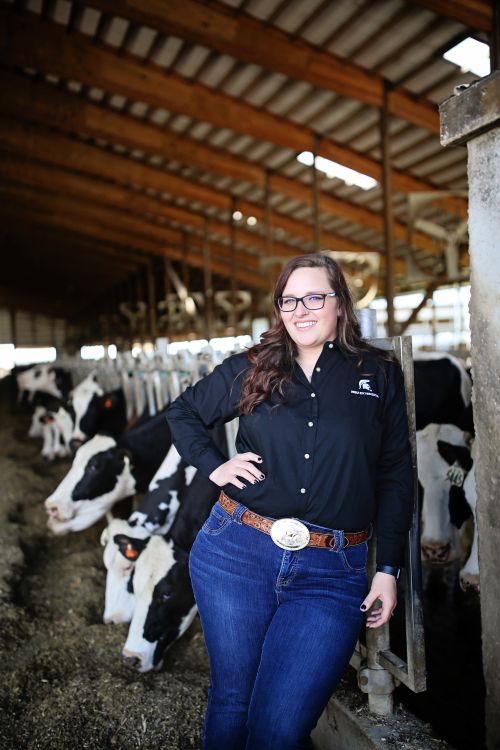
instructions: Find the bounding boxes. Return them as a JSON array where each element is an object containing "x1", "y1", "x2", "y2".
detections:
[
  {"x1": 81, "y1": 0, "x2": 441, "y2": 132},
  {"x1": 0, "y1": 70, "x2": 466, "y2": 219},
  {"x1": 0, "y1": 186, "x2": 268, "y2": 291},
  {"x1": 409, "y1": 0, "x2": 492, "y2": 33},
  {"x1": 0, "y1": 150, "x2": 407, "y2": 270},
  {"x1": 0, "y1": 116, "x2": 442, "y2": 259},
  {"x1": 0, "y1": 6, "x2": 446, "y2": 198}
]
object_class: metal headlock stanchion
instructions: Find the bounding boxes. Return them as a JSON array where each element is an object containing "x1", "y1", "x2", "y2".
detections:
[{"x1": 350, "y1": 335, "x2": 426, "y2": 715}]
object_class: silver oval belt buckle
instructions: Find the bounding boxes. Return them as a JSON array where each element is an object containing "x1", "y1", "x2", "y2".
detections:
[{"x1": 270, "y1": 518, "x2": 311, "y2": 550}]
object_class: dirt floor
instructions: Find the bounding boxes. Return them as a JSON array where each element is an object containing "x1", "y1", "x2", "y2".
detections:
[{"x1": 0, "y1": 380, "x2": 208, "y2": 750}]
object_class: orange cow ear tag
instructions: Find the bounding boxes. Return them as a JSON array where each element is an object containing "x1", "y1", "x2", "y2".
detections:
[
  {"x1": 104, "y1": 398, "x2": 113, "y2": 409},
  {"x1": 124, "y1": 544, "x2": 139, "y2": 560}
]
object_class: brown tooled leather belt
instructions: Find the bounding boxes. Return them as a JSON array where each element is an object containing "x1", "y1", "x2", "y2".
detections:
[{"x1": 218, "y1": 491, "x2": 369, "y2": 549}]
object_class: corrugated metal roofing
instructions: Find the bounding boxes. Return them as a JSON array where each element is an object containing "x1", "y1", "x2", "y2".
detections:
[{"x1": 0, "y1": 0, "x2": 487, "y2": 327}]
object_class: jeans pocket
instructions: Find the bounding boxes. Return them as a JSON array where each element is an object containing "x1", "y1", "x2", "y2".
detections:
[
  {"x1": 201, "y1": 504, "x2": 231, "y2": 535},
  {"x1": 341, "y1": 541, "x2": 368, "y2": 572}
]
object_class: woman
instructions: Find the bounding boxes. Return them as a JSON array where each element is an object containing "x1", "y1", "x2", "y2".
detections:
[{"x1": 167, "y1": 253, "x2": 413, "y2": 750}]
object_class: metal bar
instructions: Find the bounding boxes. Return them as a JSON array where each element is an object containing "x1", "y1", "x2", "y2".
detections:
[
  {"x1": 312, "y1": 132, "x2": 320, "y2": 253},
  {"x1": 202, "y1": 216, "x2": 214, "y2": 341},
  {"x1": 352, "y1": 335, "x2": 426, "y2": 702},
  {"x1": 380, "y1": 82, "x2": 396, "y2": 336}
]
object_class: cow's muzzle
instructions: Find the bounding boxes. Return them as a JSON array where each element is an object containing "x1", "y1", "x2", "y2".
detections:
[{"x1": 421, "y1": 541, "x2": 454, "y2": 563}]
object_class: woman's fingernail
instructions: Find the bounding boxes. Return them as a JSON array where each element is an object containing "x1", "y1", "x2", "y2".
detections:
[
  {"x1": 259, "y1": 474, "x2": 265, "y2": 480},
  {"x1": 360, "y1": 604, "x2": 367, "y2": 611},
  {"x1": 257, "y1": 457, "x2": 262, "y2": 462}
]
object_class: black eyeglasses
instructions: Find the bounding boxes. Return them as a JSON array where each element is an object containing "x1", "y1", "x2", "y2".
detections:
[{"x1": 276, "y1": 292, "x2": 337, "y2": 312}]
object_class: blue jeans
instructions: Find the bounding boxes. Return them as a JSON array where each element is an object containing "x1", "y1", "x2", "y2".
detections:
[{"x1": 189, "y1": 500, "x2": 368, "y2": 750}]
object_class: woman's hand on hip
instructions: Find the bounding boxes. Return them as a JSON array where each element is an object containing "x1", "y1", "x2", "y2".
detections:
[
  {"x1": 360, "y1": 572, "x2": 397, "y2": 628},
  {"x1": 209, "y1": 452, "x2": 264, "y2": 490}
]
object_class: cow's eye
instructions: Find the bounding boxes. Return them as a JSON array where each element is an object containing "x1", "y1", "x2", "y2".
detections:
[{"x1": 161, "y1": 592, "x2": 172, "y2": 601}]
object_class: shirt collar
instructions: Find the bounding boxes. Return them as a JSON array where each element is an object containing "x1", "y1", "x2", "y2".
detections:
[{"x1": 324, "y1": 338, "x2": 351, "y2": 361}]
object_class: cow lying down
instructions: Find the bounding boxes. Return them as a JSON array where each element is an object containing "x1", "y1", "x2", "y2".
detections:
[{"x1": 100, "y1": 442, "x2": 225, "y2": 672}]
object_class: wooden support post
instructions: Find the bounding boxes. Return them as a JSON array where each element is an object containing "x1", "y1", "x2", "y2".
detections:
[
  {"x1": 203, "y1": 217, "x2": 214, "y2": 341},
  {"x1": 163, "y1": 255, "x2": 172, "y2": 340},
  {"x1": 147, "y1": 258, "x2": 157, "y2": 342},
  {"x1": 230, "y1": 196, "x2": 238, "y2": 332},
  {"x1": 380, "y1": 81, "x2": 396, "y2": 336},
  {"x1": 264, "y1": 169, "x2": 274, "y2": 297},
  {"x1": 10, "y1": 308, "x2": 17, "y2": 348},
  {"x1": 492, "y1": 0, "x2": 500, "y2": 72},
  {"x1": 312, "y1": 133, "x2": 320, "y2": 253}
]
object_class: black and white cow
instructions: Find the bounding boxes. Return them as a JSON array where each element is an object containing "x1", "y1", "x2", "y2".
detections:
[
  {"x1": 101, "y1": 519, "x2": 151, "y2": 625},
  {"x1": 45, "y1": 409, "x2": 172, "y2": 534},
  {"x1": 16, "y1": 363, "x2": 73, "y2": 401},
  {"x1": 103, "y1": 423, "x2": 227, "y2": 672},
  {"x1": 418, "y1": 423, "x2": 475, "y2": 571},
  {"x1": 69, "y1": 371, "x2": 128, "y2": 448},
  {"x1": 100, "y1": 445, "x2": 192, "y2": 625},
  {"x1": 413, "y1": 352, "x2": 473, "y2": 432}
]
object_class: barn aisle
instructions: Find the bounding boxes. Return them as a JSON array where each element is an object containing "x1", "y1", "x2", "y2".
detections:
[{"x1": 0, "y1": 377, "x2": 209, "y2": 750}]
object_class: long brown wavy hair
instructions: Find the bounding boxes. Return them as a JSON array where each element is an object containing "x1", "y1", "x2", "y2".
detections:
[{"x1": 238, "y1": 253, "x2": 394, "y2": 415}]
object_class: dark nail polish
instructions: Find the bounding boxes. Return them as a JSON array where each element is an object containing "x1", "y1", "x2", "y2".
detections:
[
  {"x1": 360, "y1": 604, "x2": 367, "y2": 611},
  {"x1": 259, "y1": 474, "x2": 265, "y2": 480},
  {"x1": 257, "y1": 457, "x2": 262, "y2": 463}
]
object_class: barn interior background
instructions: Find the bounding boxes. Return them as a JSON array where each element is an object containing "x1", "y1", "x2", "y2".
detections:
[{"x1": 0, "y1": 1, "x2": 499, "y2": 749}]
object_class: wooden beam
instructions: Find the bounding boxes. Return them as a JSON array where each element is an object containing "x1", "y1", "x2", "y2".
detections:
[
  {"x1": 409, "y1": 0, "x2": 492, "y2": 33},
  {"x1": 0, "y1": 150, "x2": 407, "y2": 266},
  {"x1": 0, "y1": 191, "x2": 269, "y2": 291},
  {"x1": 0, "y1": 69, "x2": 466, "y2": 215},
  {"x1": 0, "y1": 116, "x2": 441, "y2": 258},
  {"x1": 1, "y1": 223, "x2": 144, "y2": 273},
  {"x1": 0, "y1": 5, "x2": 440, "y2": 201},
  {"x1": 0, "y1": 285, "x2": 81, "y2": 318},
  {"x1": 82, "y1": 0, "x2": 441, "y2": 133}
]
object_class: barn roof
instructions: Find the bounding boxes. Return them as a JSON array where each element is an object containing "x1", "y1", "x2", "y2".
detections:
[{"x1": 0, "y1": 0, "x2": 489, "y2": 336}]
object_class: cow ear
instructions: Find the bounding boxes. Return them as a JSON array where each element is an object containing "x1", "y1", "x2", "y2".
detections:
[{"x1": 114, "y1": 534, "x2": 149, "y2": 560}]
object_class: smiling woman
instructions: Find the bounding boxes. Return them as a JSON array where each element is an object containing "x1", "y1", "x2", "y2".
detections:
[{"x1": 167, "y1": 253, "x2": 414, "y2": 750}]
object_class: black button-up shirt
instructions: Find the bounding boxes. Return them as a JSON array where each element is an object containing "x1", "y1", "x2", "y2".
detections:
[{"x1": 167, "y1": 340, "x2": 414, "y2": 567}]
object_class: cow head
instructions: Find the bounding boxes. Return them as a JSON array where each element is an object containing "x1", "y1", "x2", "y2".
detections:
[
  {"x1": 45, "y1": 435, "x2": 136, "y2": 534},
  {"x1": 418, "y1": 423, "x2": 470, "y2": 564},
  {"x1": 101, "y1": 519, "x2": 151, "y2": 624},
  {"x1": 28, "y1": 406, "x2": 47, "y2": 438},
  {"x1": 69, "y1": 371, "x2": 104, "y2": 444},
  {"x1": 121, "y1": 536, "x2": 197, "y2": 672},
  {"x1": 127, "y1": 444, "x2": 186, "y2": 534},
  {"x1": 17, "y1": 364, "x2": 63, "y2": 399}
]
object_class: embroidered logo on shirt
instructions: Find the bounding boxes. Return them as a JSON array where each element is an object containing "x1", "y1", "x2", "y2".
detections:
[{"x1": 350, "y1": 378, "x2": 379, "y2": 398}]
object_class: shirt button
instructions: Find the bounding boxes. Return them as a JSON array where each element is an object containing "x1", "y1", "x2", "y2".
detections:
[
  {"x1": 304, "y1": 453, "x2": 310, "y2": 459},
  {"x1": 328, "y1": 343, "x2": 333, "y2": 349},
  {"x1": 300, "y1": 488, "x2": 306, "y2": 494},
  {"x1": 311, "y1": 392, "x2": 316, "y2": 398},
  {"x1": 308, "y1": 421, "x2": 314, "y2": 427},
  {"x1": 316, "y1": 367, "x2": 321, "y2": 372}
]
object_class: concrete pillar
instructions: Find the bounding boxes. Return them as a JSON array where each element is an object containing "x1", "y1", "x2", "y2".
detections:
[{"x1": 440, "y1": 70, "x2": 500, "y2": 750}]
